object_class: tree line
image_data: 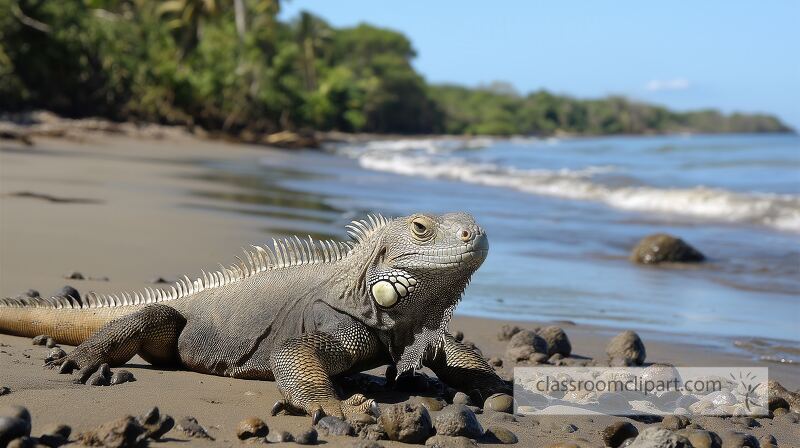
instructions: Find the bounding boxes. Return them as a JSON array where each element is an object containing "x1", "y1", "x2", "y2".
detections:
[{"x1": 0, "y1": 0, "x2": 792, "y2": 136}]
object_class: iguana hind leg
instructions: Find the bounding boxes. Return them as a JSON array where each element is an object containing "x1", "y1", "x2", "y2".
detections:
[
  {"x1": 47, "y1": 304, "x2": 185, "y2": 382},
  {"x1": 424, "y1": 332, "x2": 511, "y2": 404},
  {"x1": 270, "y1": 322, "x2": 382, "y2": 421}
]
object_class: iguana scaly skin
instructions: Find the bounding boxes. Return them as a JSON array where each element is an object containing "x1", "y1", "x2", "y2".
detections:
[{"x1": 0, "y1": 212, "x2": 508, "y2": 419}]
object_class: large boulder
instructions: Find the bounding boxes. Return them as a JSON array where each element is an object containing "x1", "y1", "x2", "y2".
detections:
[
  {"x1": 505, "y1": 330, "x2": 547, "y2": 362},
  {"x1": 630, "y1": 234, "x2": 705, "y2": 265},
  {"x1": 379, "y1": 403, "x2": 432, "y2": 444},
  {"x1": 536, "y1": 326, "x2": 572, "y2": 357}
]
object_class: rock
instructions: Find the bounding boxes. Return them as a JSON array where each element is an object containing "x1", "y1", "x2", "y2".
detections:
[
  {"x1": 294, "y1": 427, "x2": 318, "y2": 445},
  {"x1": 497, "y1": 325, "x2": 521, "y2": 341},
  {"x1": 606, "y1": 330, "x2": 646, "y2": 365},
  {"x1": 730, "y1": 416, "x2": 758, "y2": 428},
  {"x1": 425, "y1": 435, "x2": 478, "y2": 447},
  {"x1": 758, "y1": 435, "x2": 777, "y2": 448},
  {"x1": 536, "y1": 326, "x2": 572, "y2": 357},
  {"x1": 137, "y1": 407, "x2": 174, "y2": 440},
  {"x1": 488, "y1": 357, "x2": 503, "y2": 367},
  {"x1": 630, "y1": 233, "x2": 705, "y2": 264},
  {"x1": 54, "y1": 286, "x2": 81, "y2": 302},
  {"x1": 506, "y1": 330, "x2": 547, "y2": 361},
  {"x1": 110, "y1": 370, "x2": 136, "y2": 385},
  {"x1": 484, "y1": 393, "x2": 513, "y2": 414},
  {"x1": 529, "y1": 352, "x2": 549, "y2": 364},
  {"x1": 38, "y1": 423, "x2": 72, "y2": 447},
  {"x1": 45, "y1": 347, "x2": 67, "y2": 363},
  {"x1": 775, "y1": 410, "x2": 799, "y2": 423},
  {"x1": 675, "y1": 429, "x2": 721, "y2": 448},
  {"x1": 32, "y1": 335, "x2": 51, "y2": 346},
  {"x1": 316, "y1": 415, "x2": 353, "y2": 436},
  {"x1": 45, "y1": 338, "x2": 57, "y2": 348},
  {"x1": 603, "y1": 421, "x2": 639, "y2": 448},
  {"x1": 661, "y1": 415, "x2": 690, "y2": 430},
  {"x1": 560, "y1": 423, "x2": 578, "y2": 433},
  {"x1": 0, "y1": 417, "x2": 31, "y2": 447},
  {"x1": 236, "y1": 417, "x2": 269, "y2": 440},
  {"x1": 349, "y1": 442, "x2": 383, "y2": 448},
  {"x1": 149, "y1": 277, "x2": 170, "y2": 284},
  {"x1": 483, "y1": 425, "x2": 517, "y2": 444},
  {"x1": 78, "y1": 416, "x2": 148, "y2": 447},
  {"x1": 379, "y1": 403, "x2": 432, "y2": 444},
  {"x1": 21, "y1": 289, "x2": 39, "y2": 298},
  {"x1": 414, "y1": 396, "x2": 447, "y2": 412},
  {"x1": 767, "y1": 380, "x2": 800, "y2": 411},
  {"x1": 719, "y1": 430, "x2": 759, "y2": 448},
  {"x1": 64, "y1": 271, "x2": 85, "y2": 280},
  {"x1": 87, "y1": 371, "x2": 110, "y2": 386},
  {"x1": 262, "y1": 130, "x2": 319, "y2": 149},
  {"x1": 433, "y1": 404, "x2": 483, "y2": 439},
  {"x1": 767, "y1": 396, "x2": 789, "y2": 414},
  {"x1": 452, "y1": 392, "x2": 472, "y2": 406},
  {"x1": 453, "y1": 331, "x2": 464, "y2": 342},
  {"x1": 628, "y1": 427, "x2": 692, "y2": 448},
  {"x1": 265, "y1": 430, "x2": 293, "y2": 443},
  {"x1": 0, "y1": 387, "x2": 9, "y2": 396},
  {"x1": 545, "y1": 441, "x2": 592, "y2": 448},
  {"x1": 176, "y1": 416, "x2": 213, "y2": 440}
]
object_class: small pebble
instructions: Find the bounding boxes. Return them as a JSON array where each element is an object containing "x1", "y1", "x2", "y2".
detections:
[
  {"x1": 719, "y1": 430, "x2": 759, "y2": 448},
  {"x1": 138, "y1": 407, "x2": 174, "y2": 440},
  {"x1": 110, "y1": 370, "x2": 136, "y2": 385},
  {"x1": 433, "y1": 404, "x2": 483, "y2": 439},
  {"x1": 316, "y1": 415, "x2": 352, "y2": 436},
  {"x1": 483, "y1": 425, "x2": 518, "y2": 444},
  {"x1": 294, "y1": 427, "x2": 318, "y2": 445},
  {"x1": 177, "y1": 416, "x2": 213, "y2": 440},
  {"x1": 661, "y1": 414, "x2": 690, "y2": 430},
  {"x1": 606, "y1": 330, "x2": 646, "y2": 366},
  {"x1": 452, "y1": 392, "x2": 472, "y2": 406},
  {"x1": 54, "y1": 286, "x2": 81, "y2": 302},
  {"x1": 497, "y1": 325, "x2": 521, "y2": 341},
  {"x1": 425, "y1": 435, "x2": 477, "y2": 447},
  {"x1": 237, "y1": 417, "x2": 269, "y2": 440},
  {"x1": 730, "y1": 416, "x2": 758, "y2": 428},
  {"x1": 31, "y1": 335, "x2": 51, "y2": 346},
  {"x1": 414, "y1": 396, "x2": 446, "y2": 412},
  {"x1": 46, "y1": 348, "x2": 67, "y2": 363},
  {"x1": 38, "y1": 423, "x2": 72, "y2": 447},
  {"x1": 0, "y1": 387, "x2": 9, "y2": 396},
  {"x1": 484, "y1": 393, "x2": 513, "y2": 414},
  {"x1": 64, "y1": 271, "x2": 85, "y2": 280},
  {"x1": 759, "y1": 434, "x2": 777, "y2": 448},
  {"x1": 266, "y1": 430, "x2": 293, "y2": 443},
  {"x1": 45, "y1": 338, "x2": 57, "y2": 348},
  {"x1": 602, "y1": 421, "x2": 638, "y2": 448}
]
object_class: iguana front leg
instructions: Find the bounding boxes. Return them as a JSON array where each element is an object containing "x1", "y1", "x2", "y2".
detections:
[
  {"x1": 270, "y1": 322, "x2": 383, "y2": 421},
  {"x1": 424, "y1": 332, "x2": 511, "y2": 404},
  {"x1": 46, "y1": 304, "x2": 185, "y2": 382}
]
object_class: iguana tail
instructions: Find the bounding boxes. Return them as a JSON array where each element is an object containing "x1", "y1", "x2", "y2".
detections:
[{"x1": 0, "y1": 291, "x2": 168, "y2": 346}]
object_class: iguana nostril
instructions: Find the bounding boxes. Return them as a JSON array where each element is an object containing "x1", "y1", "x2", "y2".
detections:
[{"x1": 459, "y1": 229, "x2": 472, "y2": 242}]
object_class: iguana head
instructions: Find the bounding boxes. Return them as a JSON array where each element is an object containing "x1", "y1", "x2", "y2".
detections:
[{"x1": 339, "y1": 212, "x2": 488, "y2": 375}]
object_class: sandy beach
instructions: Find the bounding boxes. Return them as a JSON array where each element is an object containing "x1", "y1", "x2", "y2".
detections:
[{"x1": 1, "y1": 129, "x2": 799, "y2": 447}]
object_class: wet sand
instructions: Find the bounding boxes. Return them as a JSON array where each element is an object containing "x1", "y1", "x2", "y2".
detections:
[{"x1": 1, "y1": 131, "x2": 799, "y2": 446}]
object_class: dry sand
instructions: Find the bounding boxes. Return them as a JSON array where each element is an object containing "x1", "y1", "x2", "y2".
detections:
[{"x1": 1, "y1": 131, "x2": 798, "y2": 446}]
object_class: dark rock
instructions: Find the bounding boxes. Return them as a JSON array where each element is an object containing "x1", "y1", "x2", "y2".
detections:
[
  {"x1": 32, "y1": 335, "x2": 51, "y2": 346},
  {"x1": 21, "y1": 289, "x2": 39, "y2": 298},
  {"x1": 38, "y1": 423, "x2": 72, "y2": 448},
  {"x1": 675, "y1": 429, "x2": 721, "y2": 448},
  {"x1": 425, "y1": 435, "x2": 477, "y2": 447},
  {"x1": 78, "y1": 415, "x2": 148, "y2": 447},
  {"x1": 560, "y1": 423, "x2": 578, "y2": 433},
  {"x1": 45, "y1": 347, "x2": 67, "y2": 363},
  {"x1": 488, "y1": 357, "x2": 503, "y2": 367},
  {"x1": 719, "y1": 430, "x2": 759, "y2": 448},
  {"x1": 149, "y1": 277, "x2": 171, "y2": 284},
  {"x1": 379, "y1": 403, "x2": 432, "y2": 444},
  {"x1": 87, "y1": 371, "x2": 110, "y2": 386},
  {"x1": 536, "y1": 326, "x2": 572, "y2": 357},
  {"x1": 0, "y1": 417, "x2": 31, "y2": 447},
  {"x1": 395, "y1": 372, "x2": 433, "y2": 393},
  {"x1": 603, "y1": 421, "x2": 639, "y2": 448},
  {"x1": 236, "y1": 417, "x2": 268, "y2": 440},
  {"x1": 484, "y1": 393, "x2": 513, "y2": 414},
  {"x1": 414, "y1": 396, "x2": 447, "y2": 412},
  {"x1": 768, "y1": 396, "x2": 789, "y2": 415},
  {"x1": 630, "y1": 233, "x2": 705, "y2": 264},
  {"x1": 453, "y1": 331, "x2": 464, "y2": 342},
  {"x1": 294, "y1": 427, "x2": 318, "y2": 445},
  {"x1": 606, "y1": 330, "x2": 646, "y2": 366},
  {"x1": 316, "y1": 415, "x2": 353, "y2": 436},
  {"x1": 0, "y1": 387, "x2": 9, "y2": 396},
  {"x1": 54, "y1": 286, "x2": 81, "y2": 302},
  {"x1": 628, "y1": 427, "x2": 692, "y2": 448},
  {"x1": 265, "y1": 430, "x2": 293, "y2": 443},
  {"x1": 759, "y1": 435, "x2": 777, "y2": 448},
  {"x1": 64, "y1": 271, "x2": 85, "y2": 280},
  {"x1": 176, "y1": 416, "x2": 213, "y2": 440},
  {"x1": 483, "y1": 425, "x2": 517, "y2": 444},
  {"x1": 433, "y1": 404, "x2": 483, "y2": 439},
  {"x1": 452, "y1": 392, "x2": 472, "y2": 406},
  {"x1": 661, "y1": 414, "x2": 690, "y2": 430},
  {"x1": 497, "y1": 325, "x2": 521, "y2": 341},
  {"x1": 506, "y1": 330, "x2": 547, "y2": 361},
  {"x1": 137, "y1": 407, "x2": 173, "y2": 440},
  {"x1": 45, "y1": 338, "x2": 57, "y2": 348},
  {"x1": 110, "y1": 370, "x2": 136, "y2": 385}
]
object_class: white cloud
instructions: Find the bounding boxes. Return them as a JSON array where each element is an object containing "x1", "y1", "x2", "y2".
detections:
[{"x1": 644, "y1": 78, "x2": 691, "y2": 92}]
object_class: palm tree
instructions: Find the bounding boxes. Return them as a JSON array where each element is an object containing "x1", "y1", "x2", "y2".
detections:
[
  {"x1": 296, "y1": 11, "x2": 331, "y2": 91},
  {"x1": 157, "y1": 0, "x2": 223, "y2": 54}
]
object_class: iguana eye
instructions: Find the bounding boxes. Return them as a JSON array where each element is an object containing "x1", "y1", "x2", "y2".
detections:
[{"x1": 410, "y1": 217, "x2": 433, "y2": 240}]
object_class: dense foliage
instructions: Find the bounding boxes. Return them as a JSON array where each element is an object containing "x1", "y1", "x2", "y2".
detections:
[{"x1": 0, "y1": 0, "x2": 792, "y2": 136}]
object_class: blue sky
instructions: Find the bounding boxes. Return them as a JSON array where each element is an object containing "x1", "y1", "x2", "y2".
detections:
[{"x1": 280, "y1": 1, "x2": 800, "y2": 130}]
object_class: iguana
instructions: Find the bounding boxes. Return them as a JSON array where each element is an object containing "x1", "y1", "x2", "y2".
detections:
[{"x1": 0, "y1": 212, "x2": 508, "y2": 420}]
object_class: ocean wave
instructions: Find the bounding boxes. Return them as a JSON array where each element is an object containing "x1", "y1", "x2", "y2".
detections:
[{"x1": 330, "y1": 141, "x2": 800, "y2": 232}]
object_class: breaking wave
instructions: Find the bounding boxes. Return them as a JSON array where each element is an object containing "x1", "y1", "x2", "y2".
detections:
[{"x1": 328, "y1": 139, "x2": 800, "y2": 232}]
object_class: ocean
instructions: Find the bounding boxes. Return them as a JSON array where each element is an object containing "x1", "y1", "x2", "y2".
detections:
[{"x1": 194, "y1": 133, "x2": 800, "y2": 352}]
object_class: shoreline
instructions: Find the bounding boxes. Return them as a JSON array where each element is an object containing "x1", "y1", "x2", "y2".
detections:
[{"x1": 2, "y1": 128, "x2": 799, "y2": 446}]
